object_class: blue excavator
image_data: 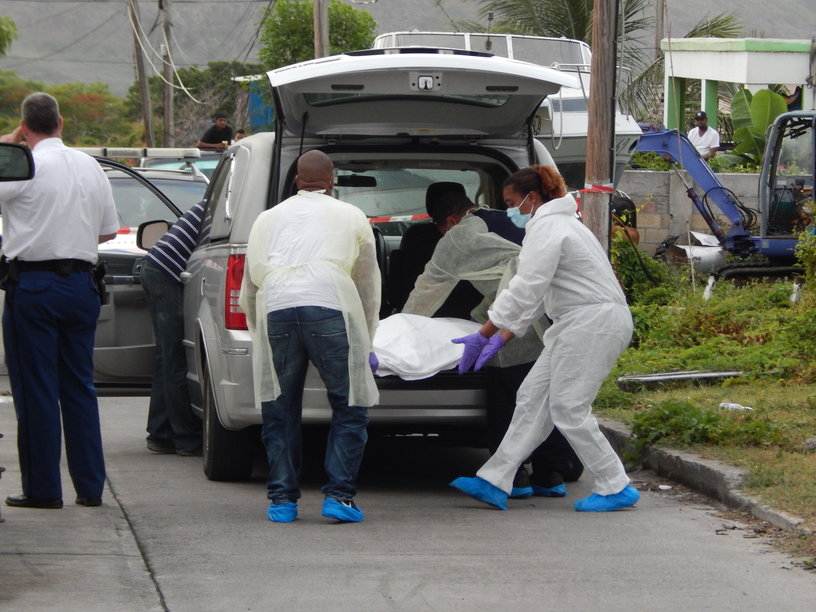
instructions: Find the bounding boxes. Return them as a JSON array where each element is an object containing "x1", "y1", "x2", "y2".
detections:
[{"x1": 634, "y1": 111, "x2": 815, "y2": 278}]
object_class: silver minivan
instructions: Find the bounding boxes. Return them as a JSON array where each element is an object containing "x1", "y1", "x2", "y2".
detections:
[{"x1": 181, "y1": 48, "x2": 577, "y2": 480}]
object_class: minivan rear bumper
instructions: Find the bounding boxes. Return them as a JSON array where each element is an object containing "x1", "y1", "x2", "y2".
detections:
[{"x1": 211, "y1": 352, "x2": 488, "y2": 432}]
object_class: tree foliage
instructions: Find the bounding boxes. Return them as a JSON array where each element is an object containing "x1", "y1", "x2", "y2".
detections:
[
  {"x1": 48, "y1": 82, "x2": 133, "y2": 146},
  {"x1": 258, "y1": 0, "x2": 377, "y2": 70},
  {"x1": 455, "y1": 2, "x2": 743, "y2": 123},
  {"x1": 124, "y1": 61, "x2": 263, "y2": 146},
  {"x1": 715, "y1": 88, "x2": 788, "y2": 169},
  {"x1": 620, "y1": 11, "x2": 743, "y2": 122},
  {"x1": 457, "y1": 0, "x2": 653, "y2": 79},
  {"x1": 0, "y1": 16, "x2": 16, "y2": 56},
  {"x1": 0, "y1": 71, "x2": 135, "y2": 146}
]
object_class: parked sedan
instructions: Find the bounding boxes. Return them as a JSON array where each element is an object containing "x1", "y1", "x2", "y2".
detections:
[
  {"x1": 0, "y1": 154, "x2": 202, "y2": 387},
  {"x1": 93, "y1": 162, "x2": 208, "y2": 387}
]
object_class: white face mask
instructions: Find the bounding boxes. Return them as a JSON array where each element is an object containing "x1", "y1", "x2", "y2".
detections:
[{"x1": 506, "y1": 193, "x2": 531, "y2": 228}]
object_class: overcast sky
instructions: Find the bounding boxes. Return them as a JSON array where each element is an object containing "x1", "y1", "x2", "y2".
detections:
[{"x1": 0, "y1": 0, "x2": 812, "y2": 97}]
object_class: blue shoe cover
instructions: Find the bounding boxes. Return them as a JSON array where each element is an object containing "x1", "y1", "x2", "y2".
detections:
[
  {"x1": 449, "y1": 476, "x2": 508, "y2": 510},
  {"x1": 510, "y1": 486, "x2": 533, "y2": 499},
  {"x1": 322, "y1": 497, "x2": 364, "y2": 522},
  {"x1": 573, "y1": 485, "x2": 640, "y2": 512},
  {"x1": 267, "y1": 501, "x2": 297, "y2": 522},
  {"x1": 531, "y1": 483, "x2": 567, "y2": 498}
]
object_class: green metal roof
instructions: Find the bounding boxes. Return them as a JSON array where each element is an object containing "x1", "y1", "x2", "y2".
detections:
[{"x1": 661, "y1": 38, "x2": 813, "y2": 53}]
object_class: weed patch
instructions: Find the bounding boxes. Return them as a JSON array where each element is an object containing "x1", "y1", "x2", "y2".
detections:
[{"x1": 599, "y1": 252, "x2": 816, "y2": 549}]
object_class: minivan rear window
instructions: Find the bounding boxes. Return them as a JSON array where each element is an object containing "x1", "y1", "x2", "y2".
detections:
[{"x1": 334, "y1": 168, "x2": 483, "y2": 220}]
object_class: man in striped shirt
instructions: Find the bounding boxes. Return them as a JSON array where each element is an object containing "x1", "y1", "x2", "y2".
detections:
[{"x1": 139, "y1": 200, "x2": 206, "y2": 456}]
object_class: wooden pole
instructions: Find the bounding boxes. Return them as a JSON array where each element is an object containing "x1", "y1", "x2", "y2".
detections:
[
  {"x1": 583, "y1": 0, "x2": 618, "y2": 251},
  {"x1": 654, "y1": 0, "x2": 665, "y2": 61},
  {"x1": 313, "y1": 0, "x2": 329, "y2": 59},
  {"x1": 129, "y1": 0, "x2": 154, "y2": 147},
  {"x1": 161, "y1": 0, "x2": 174, "y2": 147}
]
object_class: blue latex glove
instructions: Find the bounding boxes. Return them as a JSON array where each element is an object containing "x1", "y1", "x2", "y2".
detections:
[
  {"x1": 369, "y1": 352, "x2": 379, "y2": 374},
  {"x1": 451, "y1": 332, "x2": 490, "y2": 374},
  {"x1": 474, "y1": 334, "x2": 505, "y2": 371}
]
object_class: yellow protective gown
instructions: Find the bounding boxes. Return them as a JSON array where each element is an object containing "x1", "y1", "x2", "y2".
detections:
[
  {"x1": 238, "y1": 191, "x2": 381, "y2": 408},
  {"x1": 402, "y1": 212, "x2": 546, "y2": 367}
]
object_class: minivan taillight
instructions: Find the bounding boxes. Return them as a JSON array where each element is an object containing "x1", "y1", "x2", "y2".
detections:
[{"x1": 225, "y1": 254, "x2": 247, "y2": 330}]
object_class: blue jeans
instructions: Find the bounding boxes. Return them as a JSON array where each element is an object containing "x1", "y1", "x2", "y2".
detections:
[
  {"x1": 140, "y1": 261, "x2": 202, "y2": 452},
  {"x1": 261, "y1": 306, "x2": 368, "y2": 504},
  {"x1": 2, "y1": 269, "x2": 105, "y2": 500}
]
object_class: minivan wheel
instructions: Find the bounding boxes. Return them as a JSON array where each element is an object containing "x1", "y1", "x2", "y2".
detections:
[{"x1": 202, "y1": 365, "x2": 254, "y2": 481}]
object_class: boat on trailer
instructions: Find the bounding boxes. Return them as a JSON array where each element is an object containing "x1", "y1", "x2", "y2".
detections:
[{"x1": 372, "y1": 31, "x2": 642, "y2": 189}]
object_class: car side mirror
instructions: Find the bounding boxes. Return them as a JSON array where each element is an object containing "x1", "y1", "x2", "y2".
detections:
[
  {"x1": 0, "y1": 143, "x2": 35, "y2": 181},
  {"x1": 137, "y1": 219, "x2": 171, "y2": 251}
]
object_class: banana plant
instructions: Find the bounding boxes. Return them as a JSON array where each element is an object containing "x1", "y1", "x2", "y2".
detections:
[{"x1": 717, "y1": 88, "x2": 788, "y2": 169}]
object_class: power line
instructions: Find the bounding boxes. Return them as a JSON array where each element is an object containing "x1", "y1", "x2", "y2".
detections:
[
  {"x1": 238, "y1": 0, "x2": 275, "y2": 63},
  {"x1": 215, "y1": 0, "x2": 258, "y2": 49},
  {"x1": 158, "y1": 3, "x2": 204, "y2": 104},
  {"x1": 127, "y1": 0, "x2": 202, "y2": 102},
  {"x1": 3, "y1": 11, "x2": 120, "y2": 68}
]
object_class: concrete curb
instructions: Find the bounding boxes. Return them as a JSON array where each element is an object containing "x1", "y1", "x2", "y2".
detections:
[{"x1": 599, "y1": 418, "x2": 812, "y2": 535}]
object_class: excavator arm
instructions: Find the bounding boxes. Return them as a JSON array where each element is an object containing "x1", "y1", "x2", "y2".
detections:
[{"x1": 634, "y1": 129, "x2": 757, "y2": 255}]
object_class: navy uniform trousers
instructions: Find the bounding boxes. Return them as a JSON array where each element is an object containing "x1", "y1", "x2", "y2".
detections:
[{"x1": 2, "y1": 269, "x2": 105, "y2": 500}]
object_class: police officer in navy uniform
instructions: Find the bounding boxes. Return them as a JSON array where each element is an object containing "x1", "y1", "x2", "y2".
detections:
[{"x1": 0, "y1": 93, "x2": 119, "y2": 509}]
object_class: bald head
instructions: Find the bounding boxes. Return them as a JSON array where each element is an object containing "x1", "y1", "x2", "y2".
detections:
[{"x1": 295, "y1": 150, "x2": 334, "y2": 192}]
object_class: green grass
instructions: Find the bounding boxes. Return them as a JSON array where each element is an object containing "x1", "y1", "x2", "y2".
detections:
[
  {"x1": 602, "y1": 246, "x2": 816, "y2": 557},
  {"x1": 596, "y1": 382, "x2": 816, "y2": 529}
]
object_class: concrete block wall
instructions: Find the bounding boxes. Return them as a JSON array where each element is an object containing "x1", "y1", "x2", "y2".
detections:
[{"x1": 616, "y1": 170, "x2": 760, "y2": 255}]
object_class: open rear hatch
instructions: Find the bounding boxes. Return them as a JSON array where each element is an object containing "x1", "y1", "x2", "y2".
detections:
[{"x1": 267, "y1": 48, "x2": 579, "y2": 140}]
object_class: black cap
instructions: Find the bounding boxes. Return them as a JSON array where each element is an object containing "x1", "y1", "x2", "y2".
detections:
[
  {"x1": 214, "y1": 112, "x2": 227, "y2": 120},
  {"x1": 425, "y1": 181, "x2": 466, "y2": 217},
  {"x1": 694, "y1": 111, "x2": 707, "y2": 120}
]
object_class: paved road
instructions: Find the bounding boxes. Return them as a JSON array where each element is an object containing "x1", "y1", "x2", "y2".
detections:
[{"x1": 1, "y1": 393, "x2": 815, "y2": 611}]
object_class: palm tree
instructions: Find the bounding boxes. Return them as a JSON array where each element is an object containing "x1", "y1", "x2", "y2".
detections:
[
  {"x1": 625, "y1": 11, "x2": 742, "y2": 123},
  {"x1": 453, "y1": 0, "x2": 654, "y2": 91},
  {"x1": 447, "y1": 1, "x2": 742, "y2": 122}
]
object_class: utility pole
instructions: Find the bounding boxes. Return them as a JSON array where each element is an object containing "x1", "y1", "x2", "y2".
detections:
[
  {"x1": 129, "y1": 0, "x2": 154, "y2": 146},
  {"x1": 654, "y1": 0, "x2": 665, "y2": 61},
  {"x1": 313, "y1": 0, "x2": 329, "y2": 58},
  {"x1": 161, "y1": 0, "x2": 174, "y2": 147},
  {"x1": 583, "y1": 0, "x2": 619, "y2": 251}
]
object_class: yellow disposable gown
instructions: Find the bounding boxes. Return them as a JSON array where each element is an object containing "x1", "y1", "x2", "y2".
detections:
[
  {"x1": 238, "y1": 190, "x2": 381, "y2": 408},
  {"x1": 402, "y1": 212, "x2": 546, "y2": 367}
]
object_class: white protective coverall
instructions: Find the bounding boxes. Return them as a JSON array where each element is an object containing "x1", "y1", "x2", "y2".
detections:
[
  {"x1": 402, "y1": 212, "x2": 545, "y2": 367},
  {"x1": 476, "y1": 193, "x2": 633, "y2": 495},
  {"x1": 238, "y1": 190, "x2": 381, "y2": 408}
]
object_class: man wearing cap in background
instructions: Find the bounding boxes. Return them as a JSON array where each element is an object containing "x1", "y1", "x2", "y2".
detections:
[
  {"x1": 196, "y1": 112, "x2": 233, "y2": 152},
  {"x1": 687, "y1": 111, "x2": 719, "y2": 161}
]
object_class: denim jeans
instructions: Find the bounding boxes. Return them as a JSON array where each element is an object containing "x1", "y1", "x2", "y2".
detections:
[
  {"x1": 140, "y1": 260, "x2": 202, "y2": 452},
  {"x1": 261, "y1": 306, "x2": 368, "y2": 504}
]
